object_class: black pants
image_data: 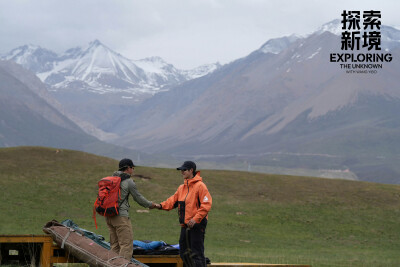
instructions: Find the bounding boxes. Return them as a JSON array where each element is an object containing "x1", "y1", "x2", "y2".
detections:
[{"x1": 179, "y1": 224, "x2": 206, "y2": 267}]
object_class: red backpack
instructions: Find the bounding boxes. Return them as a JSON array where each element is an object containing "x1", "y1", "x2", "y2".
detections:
[{"x1": 93, "y1": 176, "x2": 122, "y2": 229}]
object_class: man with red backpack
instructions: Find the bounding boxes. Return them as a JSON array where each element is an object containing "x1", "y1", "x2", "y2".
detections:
[{"x1": 105, "y1": 158, "x2": 158, "y2": 260}]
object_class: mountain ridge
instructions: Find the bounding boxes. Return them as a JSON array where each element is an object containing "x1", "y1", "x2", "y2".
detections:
[
  {"x1": 2, "y1": 20, "x2": 400, "y2": 183},
  {"x1": 0, "y1": 59, "x2": 168, "y2": 165},
  {"x1": 106, "y1": 22, "x2": 400, "y2": 184},
  {"x1": 2, "y1": 40, "x2": 221, "y2": 96}
]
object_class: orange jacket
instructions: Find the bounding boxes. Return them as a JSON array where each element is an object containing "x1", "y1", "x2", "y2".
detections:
[{"x1": 161, "y1": 172, "x2": 212, "y2": 226}]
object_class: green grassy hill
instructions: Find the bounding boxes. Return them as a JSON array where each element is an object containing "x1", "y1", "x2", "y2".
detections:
[{"x1": 1, "y1": 147, "x2": 400, "y2": 266}]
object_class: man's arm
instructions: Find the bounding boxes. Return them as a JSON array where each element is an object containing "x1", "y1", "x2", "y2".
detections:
[
  {"x1": 159, "y1": 187, "x2": 181, "y2": 210},
  {"x1": 128, "y1": 179, "x2": 153, "y2": 208}
]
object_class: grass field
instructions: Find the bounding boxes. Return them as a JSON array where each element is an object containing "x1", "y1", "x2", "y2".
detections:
[{"x1": 1, "y1": 146, "x2": 400, "y2": 266}]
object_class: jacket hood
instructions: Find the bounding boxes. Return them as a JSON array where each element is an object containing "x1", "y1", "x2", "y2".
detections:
[
  {"x1": 113, "y1": 171, "x2": 131, "y2": 181},
  {"x1": 187, "y1": 171, "x2": 202, "y2": 185}
]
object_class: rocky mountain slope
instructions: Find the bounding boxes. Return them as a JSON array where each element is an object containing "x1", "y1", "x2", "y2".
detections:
[
  {"x1": 107, "y1": 21, "x2": 400, "y2": 183},
  {"x1": 2, "y1": 40, "x2": 220, "y2": 95},
  {"x1": 2, "y1": 40, "x2": 220, "y2": 130},
  {"x1": 0, "y1": 60, "x2": 161, "y2": 164},
  {"x1": 3, "y1": 20, "x2": 400, "y2": 183}
]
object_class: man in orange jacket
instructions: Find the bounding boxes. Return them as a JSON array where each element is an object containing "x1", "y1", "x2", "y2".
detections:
[{"x1": 158, "y1": 161, "x2": 212, "y2": 267}]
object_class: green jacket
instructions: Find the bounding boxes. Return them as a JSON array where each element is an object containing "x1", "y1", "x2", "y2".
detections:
[{"x1": 113, "y1": 171, "x2": 152, "y2": 217}]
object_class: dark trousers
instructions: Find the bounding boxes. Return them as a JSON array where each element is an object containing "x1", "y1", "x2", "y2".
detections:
[{"x1": 179, "y1": 225, "x2": 206, "y2": 267}]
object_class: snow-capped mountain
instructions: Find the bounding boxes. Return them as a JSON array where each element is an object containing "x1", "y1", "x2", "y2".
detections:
[
  {"x1": 2, "y1": 44, "x2": 58, "y2": 73},
  {"x1": 133, "y1": 56, "x2": 187, "y2": 88},
  {"x1": 1, "y1": 40, "x2": 222, "y2": 132},
  {"x1": 108, "y1": 20, "x2": 400, "y2": 184},
  {"x1": 2, "y1": 40, "x2": 221, "y2": 96},
  {"x1": 315, "y1": 19, "x2": 342, "y2": 36},
  {"x1": 316, "y1": 19, "x2": 400, "y2": 50},
  {"x1": 38, "y1": 40, "x2": 152, "y2": 94},
  {"x1": 181, "y1": 62, "x2": 222, "y2": 79},
  {"x1": 259, "y1": 34, "x2": 301, "y2": 54}
]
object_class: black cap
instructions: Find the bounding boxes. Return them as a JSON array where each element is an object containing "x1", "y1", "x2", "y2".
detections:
[
  {"x1": 177, "y1": 161, "x2": 196, "y2": 172},
  {"x1": 119, "y1": 158, "x2": 135, "y2": 170}
]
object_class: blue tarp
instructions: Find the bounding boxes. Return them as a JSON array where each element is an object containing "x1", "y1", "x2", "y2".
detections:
[{"x1": 133, "y1": 240, "x2": 166, "y2": 250}]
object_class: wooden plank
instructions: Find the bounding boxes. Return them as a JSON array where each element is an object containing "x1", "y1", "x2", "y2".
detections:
[
  {"x1": 134, "y1": 255, "x2": 182, "y2": 259},
  {"x1": 134, "y1": 254, "x2": 183, "y2": 267},
  {"x1": 0, "y1": 235, "x2": 82, "y2": 265},
  {"x1": 1, "y1": 235, "x2": 184, "y2": 266},
  {"x1": 39, "y1": 239, "x2": 53, "y2": 267},
  {"x1": 0, "y1": 234, "x2": 54, "y2": 266},
  {"x1": 2, "y1": 236, "x2": 309, "y2": 267},
  {"x1": 209, "y1": 264, "x2": 311, "y2": 267},
  {"x1": 0, "y1": 235, "x2": 52, "y2": 243}
]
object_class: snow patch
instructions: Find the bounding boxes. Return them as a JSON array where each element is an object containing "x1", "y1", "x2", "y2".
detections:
[
  {"x1": 316, "y1": 19, "x2": 342, "y2": 36},
  {"x1": 307, "y1": 47, "x2": 321, "y2": 59},
  {"x1": 260, "y1": 35, "x2": 300, "y2": 54}
]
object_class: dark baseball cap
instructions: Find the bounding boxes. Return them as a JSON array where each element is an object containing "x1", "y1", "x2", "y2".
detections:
[
  {"x1": 119, "y1": 158, "x2": 135, "y2": 170},
  {"x1": 177, "y1": 161, "x2": 196, "y2": 172}
]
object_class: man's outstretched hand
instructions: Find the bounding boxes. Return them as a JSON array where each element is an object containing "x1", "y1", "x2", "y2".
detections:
[{"x1": 149, "y1": 203, "x2": 162, "y2": 209}]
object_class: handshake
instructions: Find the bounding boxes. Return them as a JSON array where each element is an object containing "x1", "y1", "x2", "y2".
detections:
[{"x1": 149, "y1": 202, "x2": 162, "y2": 209}]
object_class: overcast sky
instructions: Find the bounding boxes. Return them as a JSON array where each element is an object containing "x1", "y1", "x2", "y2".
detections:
[{"x1": 1, "y1": 0, "x2": 399, "y2": 69}]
